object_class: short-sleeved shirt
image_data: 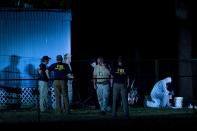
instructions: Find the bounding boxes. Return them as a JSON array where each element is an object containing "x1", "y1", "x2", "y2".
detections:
[
  {"x1": 39, "y1": 63, "x2": 48, "y2": 82},
  {"x1": 48, "y1": 62, "x2": 71, "y2": 80},
  {"x1": 93, "y1": 65, "x2": 110, "y2": 83},
  {"x1": 111, "y1": 65, "x2": 128, "y2": 84}
]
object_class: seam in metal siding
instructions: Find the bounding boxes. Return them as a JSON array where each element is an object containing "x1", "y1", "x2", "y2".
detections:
[{"x1": 0, "y1": 10, "x2": 71, "y2": 89}]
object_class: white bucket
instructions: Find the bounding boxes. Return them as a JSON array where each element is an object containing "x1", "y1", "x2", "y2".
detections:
[{"x1": 174, "y1": 97, "x2": 183, "y2": 108}]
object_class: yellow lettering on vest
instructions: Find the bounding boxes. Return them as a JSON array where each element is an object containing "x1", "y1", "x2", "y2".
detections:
[{"x1": 55, "y1": 65, "x2": 65, "y2": 71}]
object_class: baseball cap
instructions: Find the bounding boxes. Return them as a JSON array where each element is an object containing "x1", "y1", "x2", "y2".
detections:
[
  {"x1": 41, "y1": 56, "x2": 51, "y2": 61},
  {"x1": 56, "y1": 55, "x2": 63, "y2": 61}
]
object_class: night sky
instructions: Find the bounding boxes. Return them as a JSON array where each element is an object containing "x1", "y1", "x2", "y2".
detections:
[
  {"x1": 70, "y1": 0, "x2": 182, "y2": 101},
  {"x1": 71, "y1": 0, "x2": 177, "y2": 60}
]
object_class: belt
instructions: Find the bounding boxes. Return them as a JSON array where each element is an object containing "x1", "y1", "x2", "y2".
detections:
[{"x1": 96, "y1": 82, "x2": 108, "y2": 84}]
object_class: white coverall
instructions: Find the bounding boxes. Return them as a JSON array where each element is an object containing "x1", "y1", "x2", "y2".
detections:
[{"x1": 146, "y1": 77, "x2": 172, "y2": 108}]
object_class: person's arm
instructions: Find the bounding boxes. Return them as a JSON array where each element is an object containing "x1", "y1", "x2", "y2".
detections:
[
  {"x1": 38, "y1": 64, "x2": 44, "y2": 75},
  {"x1": 125, "y1": 66, "x2": 130, "y2": 88},
  {"x1": 162, "y1": 80, "x2": 169, "y2": 94},
  {"x1": 64, "y1": 63, "x2": 74, "y2": 80},
  {"x1": 67, "y1": 73, "x2": 74, "y2": 78},
  {"x1": 127, "y1": 76, "x2": 130, "y2": 88},
  {"x1": 38, "y1": 68, "x2": 42, "y2": 76},
  {"x1": 66, "y1": 65, "x2": 74, "y2": 79},
  {"x1": 110, "y1": 75, "x2": 113, "y2": 88},
  {"x1": 38, "y1": 70, "x2": 42, "y2": 75},
  {"x1": 109, "y1": 66, "x2": 114, "y2": 87},
  {"x1": 93, "y1": 67, "x2": 97, "y2": 89},
  {"x1": 93, "y1": 74, "x2": 97, "y2": 89},
  {"x1": 38, "y1": 64, "x2": 46, "y2": 79},
  {"x1": 46, "y1": 64, "x2": 53, "y2": 80},
  {"x1": 45, "y1": 70, "x2": 50, "y2": 79}
]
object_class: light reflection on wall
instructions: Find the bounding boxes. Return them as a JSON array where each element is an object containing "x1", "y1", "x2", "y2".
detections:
[{"x1": 0, "y1": 10, "x2": 71, "y2": 88}]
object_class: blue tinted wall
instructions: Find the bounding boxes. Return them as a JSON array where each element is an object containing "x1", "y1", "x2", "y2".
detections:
[{"x1": 0, "y1": 9, "x2": 71, "y2": 88}]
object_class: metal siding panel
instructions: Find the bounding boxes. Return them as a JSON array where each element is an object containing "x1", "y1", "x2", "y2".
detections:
[{"x1": 0, "y1": 10, "x2": 71, "y2": 89}]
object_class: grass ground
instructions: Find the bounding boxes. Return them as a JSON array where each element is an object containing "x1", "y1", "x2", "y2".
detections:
[
  {"x1": 0, "y1": 107, "x2": 197, "y2": 130},
  {"x1": 0, "y1": 107, "x2": 195, "y2": 123}
]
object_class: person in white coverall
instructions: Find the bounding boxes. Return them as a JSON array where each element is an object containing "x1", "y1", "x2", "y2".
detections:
[
  {"x1": 146, "y1": 77, "x2": 172, "y2": 108},
  {"x1": 63, "y1": 53, "x2": 74, "y2": 106}
]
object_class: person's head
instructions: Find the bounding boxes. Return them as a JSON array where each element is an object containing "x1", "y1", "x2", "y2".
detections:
[
  {"x1": 164, "y1": 77, "x2": 172, "y2": 84},
  {"x1": 41, "y1": 56, "x2": 51, "y2": 64},
  {"x1": 97, "y1": 56, "x2": 104, "y2": 65},
  {"x1": 117, "y1": 56, "x2": 123, "y2": 66},
  {"x1": 56, "y1": 55, "x2": 63, "y2": 62},
  {"x1": 90, "y1": 60, "x2": 96, "y2": 68},
  {"x1": 64, "y1": 53, "x2": 71, "y2": 63},
  {"x1": 163, "y1": 76, "x2": 172, "y2": 89}
]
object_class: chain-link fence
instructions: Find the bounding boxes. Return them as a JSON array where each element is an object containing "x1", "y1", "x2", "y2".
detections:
[{"x1": 0, "y1": 55, "x2": 197, "y2": 109}]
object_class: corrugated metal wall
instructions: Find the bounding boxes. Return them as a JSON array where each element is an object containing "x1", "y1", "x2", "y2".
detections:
[{"x1": 0, "y1": 9, "x2": 71, "y2": 88}]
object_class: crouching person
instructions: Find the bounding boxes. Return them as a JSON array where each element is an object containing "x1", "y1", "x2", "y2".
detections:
[{"x1": 145, "y1": 77, "x2": 172, "y2": 108}]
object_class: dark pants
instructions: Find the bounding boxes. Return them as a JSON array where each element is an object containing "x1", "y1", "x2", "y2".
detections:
[{"x1": 112, "y1": 83, "x2": 129, "y2": 117}]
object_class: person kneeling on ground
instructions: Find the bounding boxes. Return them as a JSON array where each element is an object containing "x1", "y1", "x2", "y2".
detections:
[{"x1": 145, "y1": 77, "x2": 173, "y2": 108}]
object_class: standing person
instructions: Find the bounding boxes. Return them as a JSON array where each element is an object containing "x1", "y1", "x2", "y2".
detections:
[
  {"x1": 38, "y1": 56, "x2": 51, "y2": 112},
  {"x1": 93, "y1": 56, "x2": 112, "y2": 115},
  {"x1": 46, "y1": 55, "x2": 71, "y2": 114},
  {"x1": 86, "y1": 59, "x2": 99, "y2": 108},
  {"x1": 145, "y1": 77, "x2": 172, "y2": 108},
  {"x1": 111, "y1": 56, "x2": 130, "y2": 118},
  {"x1": 63, "y1": 53, "x2": 74, "y2": 106}
]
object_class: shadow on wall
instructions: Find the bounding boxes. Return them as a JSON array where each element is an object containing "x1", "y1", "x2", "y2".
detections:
[
  {"x1": 24, "y1": 63, "x2": 39, "y2": 88},
  {"x1": 25, "y1": 64, "x2": 38, "y2": 78},
  {"x1": 0, "y1": 55, "x2": 22, "y2": 109},
  {"x1": 1, "y1": 55, "x2": 21, "y2": 88}
]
